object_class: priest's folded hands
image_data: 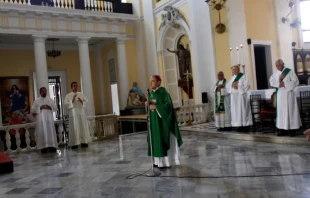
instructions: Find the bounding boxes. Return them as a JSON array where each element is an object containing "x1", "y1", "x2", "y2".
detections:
[
  {"x1": 279, "y1": 82, "x2": 285, "y2": 88},
  {"x1": 232, "y1": 82, "x2": 239, "y2": 89}
]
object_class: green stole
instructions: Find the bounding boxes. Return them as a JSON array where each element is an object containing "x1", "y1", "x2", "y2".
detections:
[
  {"x1": 215, "y1": 79, "x2": 226, "y2": 115},
  {"x1": 233, "y1": 73, "x2": 244, "y2": 83},
  {"x1": 275, "y1": 68, "x2": 291, "y2": 116}
]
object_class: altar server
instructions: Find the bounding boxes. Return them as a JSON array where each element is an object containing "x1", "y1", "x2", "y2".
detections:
[
  {"x1": 31, "y1": 87, "x2": 58, "y2": 153},
  {"x1": 64, "y1": 82, "x2": 92, "y2": 149}
]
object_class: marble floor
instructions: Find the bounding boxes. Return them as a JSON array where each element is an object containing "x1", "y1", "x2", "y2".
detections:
[{"x1": 1, "y1": 132, "x2": 310, "y2": 198}]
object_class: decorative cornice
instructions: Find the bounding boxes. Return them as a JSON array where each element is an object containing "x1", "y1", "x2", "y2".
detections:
[{"x1": 154, "y1": 0, "x2": 187, "y2": 19}]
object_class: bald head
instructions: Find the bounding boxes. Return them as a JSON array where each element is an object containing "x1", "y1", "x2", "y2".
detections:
[{"x1": 217, "y1": 71, "x2": 224, "y2": 80}]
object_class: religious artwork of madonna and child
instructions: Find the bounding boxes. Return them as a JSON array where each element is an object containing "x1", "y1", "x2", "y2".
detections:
[{"x1": 0, "y1": 77, "x2": 30, "y2": 125}]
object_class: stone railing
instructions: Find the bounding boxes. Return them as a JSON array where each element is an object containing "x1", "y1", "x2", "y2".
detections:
[
  {"x1": 175, "y1": 103, "x2": 210, "y2": 126},
  {"x1": 0, "y1": 114, "x2": 118, "y2": 153},
  {"x1": 0, "y1": 120, "x2": 65, "y2": 153},
  {"x1": 0, "y1": 0, "x2": 115, "y2": 13},
  {"x1": 93, "y1": 114, "x2": 118, "y2": 140}
]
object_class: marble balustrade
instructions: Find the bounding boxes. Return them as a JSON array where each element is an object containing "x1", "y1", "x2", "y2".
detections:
[
  {"x1": 0, "y1": 0, "x2": 114, "y2": 12},
  {"x1": 175, "y1": 104, "x2": 210, "y2": 126},
  {"x1": 0, "y1": 115, "x2": 118, "y2": 153}
]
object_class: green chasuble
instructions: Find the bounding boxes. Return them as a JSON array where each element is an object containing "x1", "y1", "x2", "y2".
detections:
[{"x1": 147, "y1": 87, "x2": 183, "y2": 157}]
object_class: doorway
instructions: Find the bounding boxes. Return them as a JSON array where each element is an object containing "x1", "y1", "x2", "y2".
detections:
[
  {"x1": 252, "y1": 44, "x2": 273, "y2": 90},
  {"x1": 48, "y1": 76, "x2": 63, "y2": 120}
]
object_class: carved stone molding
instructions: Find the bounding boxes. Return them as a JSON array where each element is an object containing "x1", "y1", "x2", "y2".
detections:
[{"x1": 159, "y1": 6, "x2": 185, "y2": 30}]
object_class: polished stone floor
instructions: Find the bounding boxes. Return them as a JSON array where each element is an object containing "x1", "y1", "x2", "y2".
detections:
[{"x1": 1, "y1": 132, "x2": 310, "y2": 198}]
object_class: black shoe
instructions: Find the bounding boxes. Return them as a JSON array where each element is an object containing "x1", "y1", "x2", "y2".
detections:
[
  {"x1": 289, "y1": 130, "x2": 296, "y2": 137},
  {"x1": 47, "y1": 147, "x2": 57, "y2": 153},
  {"x1": 71, "y1": 145, "x2": 78, "y2": 149},
  {"x1": 237, "y1": 127, "x2": 243, "y2": 132},
  {"x1": 276, "y1": 129, "x2": 283, "y2": 136},
  {"x1": 243, "y1": 126, "x2": 250, "y2": 132},
  {"x1": 153, "y1": 164, "x2": 158, "y2": 168},
  {"x1": 81, "y1": 144, "x2": 88, "y2": 148},
  {"x1": 159, "y1": 166, "x2": 171, "y2": 170},
  {"x1": 41, "y1": 148, "x2": 48, "y2": 153}
]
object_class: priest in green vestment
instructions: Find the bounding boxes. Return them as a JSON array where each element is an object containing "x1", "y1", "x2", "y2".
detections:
[{"x1": 146, "y1": 75, "x2": 183, "y2": 169}]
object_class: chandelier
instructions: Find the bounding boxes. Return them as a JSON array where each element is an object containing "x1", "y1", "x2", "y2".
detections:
[
  {"x1": 47, "y1": 38, "x2": 61, "y2": 58},
  {"x1": 205, "y1": 0, "x2": 227, "y2": 34}
]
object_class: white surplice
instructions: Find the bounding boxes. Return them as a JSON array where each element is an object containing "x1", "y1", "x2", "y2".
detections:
[
  {"x1": 226, "y1": 74, "x2": 253, "y2": 127},
  {"x1": 269, "y1": 68, "x2": 301, "y2": 130},
  {"x1": 212, "y1": 80, "x2": 231, "y2": 128},
  {"x1": 64, "y1": 92, "x2": 92, "y2": 146},
  {"x1": 31, "y1": 97, "x2": 58, "y2": 150}
]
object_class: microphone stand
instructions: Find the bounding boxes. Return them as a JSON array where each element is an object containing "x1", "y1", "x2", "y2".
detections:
[{"x1": 145, "y1": 88, "x2": 161, "y2": 177}]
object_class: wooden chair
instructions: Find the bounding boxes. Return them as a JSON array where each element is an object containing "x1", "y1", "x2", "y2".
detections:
[
  {"x1": 250, "y1": 95, "x2": 261, "y2": 131},
  {"x1": 260, "y1": 92, "x2": 276, "y2": 132},
  {"x1": 300, "y1": 91, "x2": 310, "y2": 129}
]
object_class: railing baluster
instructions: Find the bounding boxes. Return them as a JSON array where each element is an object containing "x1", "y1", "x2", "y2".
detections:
[
  {"x1": 94, "y1": 0, "x2": 97, "y2": 11},
  {"x1": 15, "y1": 129, "x2": 21, "y2": 152},
  {"x1": 90, "y1": 0, "x2": 94, "y2": 10},
  {"x1": 109, "y1": 1, "x2": 113, "y2": 12},
  {"x1": 98, "y1": 1, "x2": 103, "y2": 12},
  {"x1": 34, "y1": 127, "x2": 37, "y2": 148},
  {"x1": 5, "y1": 129, "x2": 11, "y2": 152},
  {"x1": 60, "y1": 0, "x2": 64, "y2": 8},
  {"x1": 56, "y1": 0, "x2": 60, "y2": 8},
  {"x1": 58, "y1": 124, "x2": 64, "y2": 144},
  {"x1": 25, "y1": 127, "x2": 31, "y2": 149},
  {"x1": 72, "y1": 0, "x2": 75, "y2": 9},
  {"x1": 104, "y1": 1, "x2": 107, "y2": 12}
]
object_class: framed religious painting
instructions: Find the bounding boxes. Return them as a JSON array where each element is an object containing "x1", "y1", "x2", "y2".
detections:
[{"x1": 0, "y1": 77, "x2": 30, "y2": 125}]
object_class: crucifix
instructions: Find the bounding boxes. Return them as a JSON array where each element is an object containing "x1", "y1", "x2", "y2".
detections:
[{"x1": 184, "y1": 70, "x2": 192, "y2": 125}]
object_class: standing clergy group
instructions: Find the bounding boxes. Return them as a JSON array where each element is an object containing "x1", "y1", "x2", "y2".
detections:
[
  {"x1": 213, "y1": 65, "x2": 252, "y2": 132},
  {"x1": 213, "y1": 58, "x2": 301, "y2": 135},
  {"x1": 31, "y1": 82, "x2": 91, "y2": 153}
]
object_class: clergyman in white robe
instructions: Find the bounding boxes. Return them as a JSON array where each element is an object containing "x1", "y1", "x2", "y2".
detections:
[
  {"x1": 226, "y1": 67, "x2": 253, "y2": 128},
  {"x1": 212, "y1": 73, "x2": 231, "y2": 129},
  {"x1": 269, "y1": 63, "x2": 301, "y2": 131},
  {"x1": 31, "y1": 95, "x2": 58, "y2": 150},
  {"x1": 64, "y1": 91, "x2": 92, "y2": 147}
]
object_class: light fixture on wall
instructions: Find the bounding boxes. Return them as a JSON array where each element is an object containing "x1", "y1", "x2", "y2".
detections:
[
  {"x1": 282, "y1": 0, "x2": 295, "y2": 23},
  {"x1": 205, "y1": 0, "x2": 227, "y2": 34},
  {"x1": 47, "y1": 38, "x2": 61, "y2": 58}
]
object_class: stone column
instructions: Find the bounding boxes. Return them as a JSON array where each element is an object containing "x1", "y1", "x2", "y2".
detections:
[
  {"x1": 77, "y1": 37, "x2": 95, "y2": 117},
  {"x1": 116, "y1": 38, "x2": 129, "y2": 110},
  {"x1": 33, "y1": 35, "x2": 49, "y2": 94},
  {"x1": 142, "y1": 0, "x2": 159, "y2": 77},
  {"x1": 132, "y1": 0, "x2": 148, "y2": 90},
  {"x1": 187, "y1": 0, "x2": 217, "y2": 105},
  {"x1": 95, "y1": 44, "x2": 106, "y2": 114}
]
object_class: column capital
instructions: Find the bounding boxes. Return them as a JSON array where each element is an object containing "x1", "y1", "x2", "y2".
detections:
[
  {"x1": 77, "y1": 37, "x2": 91, "y2": 44},
  {"x1": 116, "y1": 38, "x2": 126, "y2": 45},
  {"x1": 32, "y1": 35, "x2": 47, "y2": 42}
]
